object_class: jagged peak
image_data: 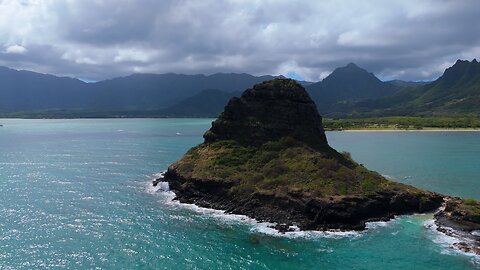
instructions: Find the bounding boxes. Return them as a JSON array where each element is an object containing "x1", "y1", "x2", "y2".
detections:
[
  {"x1": 453, "y1": 59, "x2": 479, "y2": 66},
  {"x1": 320, "y1": 62, "x2": 379, "y2": 84},
  {"x1": 436, "y1": 59, "x2": 480, "y2": 87},
  {"x1": 345, "y1": 62, "x2": 360, "y2": 69},
  {"x1": 445, "y1": 59, "x2": 480, "y2": 72},
  {"x1": 330, "y1": 62, "x2": 371, "y2": 76}
]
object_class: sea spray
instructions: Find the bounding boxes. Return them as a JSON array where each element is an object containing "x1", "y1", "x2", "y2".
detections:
[
  {"x1": 425, "y1": 219, "x2": 480, "y2": 263},
  {"x1": 147, "y1": 174, "x2": 402, "y2": 240}
]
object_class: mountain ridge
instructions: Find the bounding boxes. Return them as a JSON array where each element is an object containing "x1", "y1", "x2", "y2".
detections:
[
  {"x1": 0, "y1": 66, "x2": 277, "y2": 113},
  {"x1": 1, "y1": 59, "x2": 478, "y2": 118},
  {"x1": 348, "y1": 59, "x2": 480, "y2": 117}
]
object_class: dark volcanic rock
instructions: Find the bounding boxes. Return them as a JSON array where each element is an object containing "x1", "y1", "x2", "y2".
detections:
[
  {"x1": 163, "y1": 169, "x2": 443, "y2": 232},
  {"x1": 434, "y1": 198, "x2": 480, "y2": 255},
  {"x1": 436, "y1": 198, "x2": 480, "y2": 230},
  {"x1": 203, "y1": 79, "x2": 328, "y2": 149}
]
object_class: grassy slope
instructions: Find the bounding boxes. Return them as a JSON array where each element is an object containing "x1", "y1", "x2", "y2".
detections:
[
  {"x1": 170, "y1": 137, "x2": 421, "y2": 198},
  {"x1": 447, "y1": 199, "x2": 480, "y2": 224}
]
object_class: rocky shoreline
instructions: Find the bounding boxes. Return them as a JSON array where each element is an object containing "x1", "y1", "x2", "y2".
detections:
[
  {"x1": 155, "y1": 174, "x2": 480, "y2": 256},
  {"x1": 155, "y1": 169, "x2": 444, "y2": 232},
  {"x1": 434, "y1": 198, "x2": 480, "y2": 255}
]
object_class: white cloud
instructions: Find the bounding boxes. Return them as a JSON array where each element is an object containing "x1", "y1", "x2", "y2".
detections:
[
  {"x1": 113, "y1": 49, "x2": 157, "y2": 63},
  {"x1": 4, "y1": 44, "x2": 27, "y2": 54}
]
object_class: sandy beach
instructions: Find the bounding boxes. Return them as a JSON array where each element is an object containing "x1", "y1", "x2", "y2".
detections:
[{"x1": 332, "y1": 129, "x2": 480, "y2": 132}]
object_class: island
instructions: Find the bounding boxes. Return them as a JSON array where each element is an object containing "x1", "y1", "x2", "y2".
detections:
[{"x1": 155, "y1": 78, "x2": 479, "y2": 253}]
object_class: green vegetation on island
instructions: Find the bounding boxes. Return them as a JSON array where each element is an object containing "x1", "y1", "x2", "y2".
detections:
[
  {"x1": 323, "y1": 116, "x2": 480, "y2": 131},
  {"x1": 172, "y1": 137, "x2": 413, "y2": 197},
  {"x1": 442, "y1": 198, "x2": 480, "y2": 226}
]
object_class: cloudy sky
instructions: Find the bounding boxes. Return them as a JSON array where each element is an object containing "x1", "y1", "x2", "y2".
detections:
[{"x1": 0, "y1": 0, "x2": 479, "y2": 82}]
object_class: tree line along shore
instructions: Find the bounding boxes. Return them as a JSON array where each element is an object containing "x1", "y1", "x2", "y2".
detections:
[{"x1": 323, "y1": 116, "x2": 480, "y2": 131}]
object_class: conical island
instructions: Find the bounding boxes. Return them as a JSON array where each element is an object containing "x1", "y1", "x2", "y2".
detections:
[{"x1": 159, "y1": 79, "x2": 448, "y2": 232}]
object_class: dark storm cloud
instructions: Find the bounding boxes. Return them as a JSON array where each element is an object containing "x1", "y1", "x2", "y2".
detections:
[
  {"x1": 55, "y1": 0, "x2": 163, "y2": 45},
  {"x1": 0, "y1": 0, "x2": 479, "y2": 81}
]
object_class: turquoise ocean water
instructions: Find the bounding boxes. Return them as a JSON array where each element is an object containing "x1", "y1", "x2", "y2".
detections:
[{"x1": 0, "y1": 119, "x2": 479, "y2": 269}]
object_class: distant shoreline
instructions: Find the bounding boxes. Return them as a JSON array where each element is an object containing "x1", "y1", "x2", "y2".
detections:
[
  {"x1": 323, "y1": 116, "x2": 480, "y2": 132},
  {"x1": 329, "y1": 128, "x2": 480, "y2": 132}
]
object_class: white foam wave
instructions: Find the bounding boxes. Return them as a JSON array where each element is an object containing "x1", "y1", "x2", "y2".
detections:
[
  {"x1": 425, "y1": 219, "x2": 459, "y2": 247},
  {"x1": 366, "y1": 219, "x2": 395, "y2": 230},
  {"x1": 164, "y1": 197, "x2": 362, "y2": 239},
  {"x1": 145, "y1": 182, "x2": 175, "y2": 199},
  {"x1": 424, "y1": 219, "x2": 480, "y2": 261},
  {"x1": 146, "y1": 174, "x2": 406, "y2": 239},
  {"x1": 152, "y1": 171, "x2": 166, "y2": 179},
  {"x1": 146, "y1": 171, "x2": 170, "y2": 194},
  {"x1": 155, "y1": 181, "x2": 170, "y2": 192},
  {"x1": 252, "y1": 224, "x2": 363, "y2": 239}
]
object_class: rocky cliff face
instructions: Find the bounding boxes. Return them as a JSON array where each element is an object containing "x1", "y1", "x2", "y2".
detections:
[
  {"x1": 160, "y1": 78, "x2": 444, "y2": 232},
  {"x1": 204, "y1": 79, "x2": 328, "y2": 149}
]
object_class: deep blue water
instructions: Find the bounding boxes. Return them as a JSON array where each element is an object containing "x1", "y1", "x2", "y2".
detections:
[{"x1": 0, "y1": 119, "x2": 479, "y2": 269}]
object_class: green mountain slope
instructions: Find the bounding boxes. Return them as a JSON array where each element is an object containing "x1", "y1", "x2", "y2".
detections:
[
  {"x1": 353, "y1": 59, "x2": 480, "y2": 116},
  {"x1": 386, "y1": 80, "x2": 429, "y2": 88},
  {"x1": 306, "y1": 63, "x2": 398, "y2": 114}
]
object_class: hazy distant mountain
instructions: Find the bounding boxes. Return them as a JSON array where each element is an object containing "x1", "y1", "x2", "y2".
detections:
[
  {"x1": 306, "y1": 63, "x2": 398, "y2": 114},
  {"x1": 87, "y1": 73, "x2": 278, "y2": 110},
  {"x1": 159, "y1": 89, "x2": 240, "y2": 117},
  {"x1": 2, "y1": 60, "x2": 478, "y2": 118},
  {"x1": 352, "y1": 59, "x2": 480, "y2": 116},
  {"x1": 0, "y1": 66, "x2": 87, "y2": 112},
  {"x1": 0, "y1": 67, "x2": 276, "y2": 113}
]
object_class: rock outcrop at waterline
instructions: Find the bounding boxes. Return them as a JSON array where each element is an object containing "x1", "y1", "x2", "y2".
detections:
[
  {"x1": 434, "y1": 198, "x2": 480, "y2": 255},
  {"x1": 159, "y1": 78, "x2": 444, "y2": 231}
]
